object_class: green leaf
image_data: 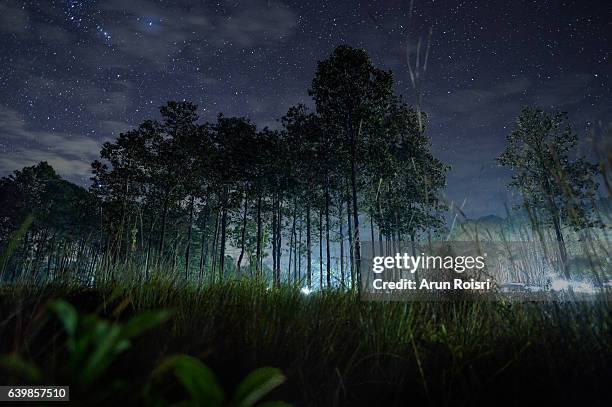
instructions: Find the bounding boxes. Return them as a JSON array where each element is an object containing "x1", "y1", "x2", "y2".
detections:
[
  {"x1": 50, "y1": 300, "x2": 78, "y2": 339},
  {"x1": 80, "y1": 322, "x2": 126, "y2": 385},
  {"x1": 121, "y1": 309, "x2": 172, "y2": 339},
  {"x1": 153, "y1": 355, "x2": 224, "y2": 407},
  {"x1": 68, "y1": 315, "x2": 99, "y2": 369},
  {"x1": 232, "y1": 367, "x2": 286, "y2": 407}
]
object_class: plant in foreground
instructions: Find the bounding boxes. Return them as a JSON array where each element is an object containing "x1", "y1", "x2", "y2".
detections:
[{"x1": 0, "y1": 299, "x2": 290, "y2": 406}]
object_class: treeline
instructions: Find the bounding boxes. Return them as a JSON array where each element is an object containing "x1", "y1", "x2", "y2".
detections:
[
  {"x1": 0, "y1": 45, "x2": 448, "y2": 288},
  {"x1": 0, "y1": 162, "x2": 99, "y2": 281},
  {"x1": 1, "y1": 46, "x2": 603, "y2": 287}
]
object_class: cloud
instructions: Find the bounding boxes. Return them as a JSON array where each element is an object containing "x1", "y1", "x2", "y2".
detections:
[
  {"x1": 0, "y1": 107, "x2": 102, "y2": 178},
  {"x1": 429, "y1": 76, "x2": 531, "y2": 122},
  {"x1": 95, "y1": 0, "x2": 296, "y2": 66},
  {"x1": 23, "y1": 75, "x2": 134, "y2": 122},
  {"x1": 3, "y1": 1, "x2": 297, "y2": 72},
  {"x1": 428, "y1": 74, "x2": 598, "y2": 130},
  {"x1": 0, "y1": 153, "x2": 93, "y2": 180},
  {"x1": 219, "y1": 4, "x2": 296, "y2": 47}
]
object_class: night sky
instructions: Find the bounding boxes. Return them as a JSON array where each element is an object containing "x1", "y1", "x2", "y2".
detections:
[{"x1": 0, "y1": 0, "x2": 610, "y2": 217}]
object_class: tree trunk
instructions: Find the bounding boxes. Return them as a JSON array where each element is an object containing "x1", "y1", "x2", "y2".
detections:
[
  {"x1": 293, "y1": 220, "x2": 298, "y2": 283},
  {"x1": 552, "y1": 214, "x2": 569, "y2": 278},
  {"x1": 325, "y1": 182, "x2": 331, "y2": 288},
  {"x1": 237, "y1": 193, "x2": 249, "y2": 274},
  {"x1": 171, "y1": 233, "x2": 178, "y2": 272},
  {"x1": 297, "y1": 219, "x2": 302, "y2": 282},
  {"x1": 256, "y1": 195, "x2": 262, "y2": 276},
  {"x1": 278, "y1": 199, "x2": 283, "y2": 282},
  {"x1": 350, "y1": 119, "x2": 363, "y2": 291},
  {"x1": 306, "y1": 201, "x2": 312, "y2": 288},
  {"x1": 346, "y1": 184, "x2": 354, "y2": 289},
  {"x1": 198, "y1": 207, "x2": 210, "y2": 279},
  {"x1": 184, "y1": 195, "x2": 195, "y2": 279},
  {"x1": 272, "y1": 196, "x2": 277, "y2": 283},
  {"x1": 219, "y1": 188, "x2": 228, "y2": 280},
  {"x1": 288, "y1": 199, "x2": 297, "y2": 284},
  {"x1": 411, "y1": 232, "x2": 419, "y2": 282},
  {"x1": 211, "y1": 208, "x2": 220, "y2": 282},
  {"x1": 339, "y1": 201, "x2": 344, "y2": 288},
  {"x1": 370, "y1": 207, "x2": 376, "y2": 257},
  {"x1": 543, "y1": 178, "x2": 569, "y2": 278},
  {"x1": 319, "y1": 208, "x2": 323, "y2": 289},
  {"x1": 158, "y1": 192, "x2": 170, "y2": 260}
]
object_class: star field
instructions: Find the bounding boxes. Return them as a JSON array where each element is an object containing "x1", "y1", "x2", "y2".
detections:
[{"x1": 0, "y1": 0, "x2": 610, "y2": 216}]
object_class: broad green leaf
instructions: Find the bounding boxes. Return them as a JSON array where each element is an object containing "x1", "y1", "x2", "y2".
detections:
[
  {"x1": 232, "y1": 367, "x2": 285, "y2": 407},
  {"x1": 50, "y1": 300, "x2": 78, "y2": 339},
  {"x1": 68, "y1": 315, "x2": 99, "y2": 370},
  {"x1": 81, "y1": 322, "x2": 125, "y2": 385},
  {"x1": 153, "y1": 355, "x2": 224, "y2": 407}
]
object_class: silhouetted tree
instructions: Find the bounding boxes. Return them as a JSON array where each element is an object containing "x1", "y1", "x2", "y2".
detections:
[
  {"x1": 498, "y1": 106, "x2": 600, "y2": 277},
  {"x1": 310, "y1": 45, "x2": 393, "y2": 290}
]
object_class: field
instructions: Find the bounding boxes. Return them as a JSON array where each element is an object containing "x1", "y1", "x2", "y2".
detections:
[{"x1": 1, "y1": 279, "x2": 610, "y2": 406}]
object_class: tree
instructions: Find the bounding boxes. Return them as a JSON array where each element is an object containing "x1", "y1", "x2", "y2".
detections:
[
  {"x1": 0, "y1": 48, "x2": 452, "y2": 289},
  {"x1": 309, "y1": 45, "x2": 393, "y2": 289},
  {"x1": 282, "y1": 105, "x2": 326, "y2": 288},
  {"x1": 91, "y1": 120, "x2": 159, "y2": 267},
  {"x1": 377, "y1": 100, "x2": 448, "y2": 250},
  {"x1": 497, "y1": 106, "x2": 600, "y2": 278},
  {"x1": 208, "y1": 115, "x2": 258, "y2": 278},
  {"x1": 1, "y1": 162, "x2": 97, "y2": 280}
]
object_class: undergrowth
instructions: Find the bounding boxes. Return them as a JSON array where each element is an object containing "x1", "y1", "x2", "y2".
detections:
[{"x1": 0, "y1": 280, "x2": 611, "y2": 406}]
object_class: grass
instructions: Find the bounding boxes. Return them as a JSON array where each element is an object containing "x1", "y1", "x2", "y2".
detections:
[{"x1": 1, "y1": 278, "x2": 611, "y2": 406}]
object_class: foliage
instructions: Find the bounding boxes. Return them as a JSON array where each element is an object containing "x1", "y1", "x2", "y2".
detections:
[
  {"x1": 498, "y1": 107, "x2": 600, "y2": 231},
  {"x1": 0, "y1": 46, "x2": 449, "y2": 291},
  {"x1": 498, "y1": 106, "x2": 602, "y2": 276},
  {"x1": 0, "y1": 297, "x2": 290, "y2": 406},
  {"x1": 148, "y1": 355, "x2": 287, "y2": 407},
  {"x1": 1, "y1": 282, "x2": 610, "y2": 406}
]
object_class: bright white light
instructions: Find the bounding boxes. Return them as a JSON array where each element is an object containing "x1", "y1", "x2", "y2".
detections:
[
  {"x1": 551, "y1": 277, "x2": 596, "y2": 294},
  {"x1": 551, "y1": 278, "x2": 570, "y2": 291},
  {"x1": 300, "y1": 287, "x2": 312, "y2": 295},
  {"x1": 571, "y1": 281, "x2": 596, "y2": 294}
]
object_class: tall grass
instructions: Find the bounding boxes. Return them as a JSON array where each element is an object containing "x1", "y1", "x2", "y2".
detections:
[{"x1": 1, "y1": 278, "x2": 610, "y2": 406}]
